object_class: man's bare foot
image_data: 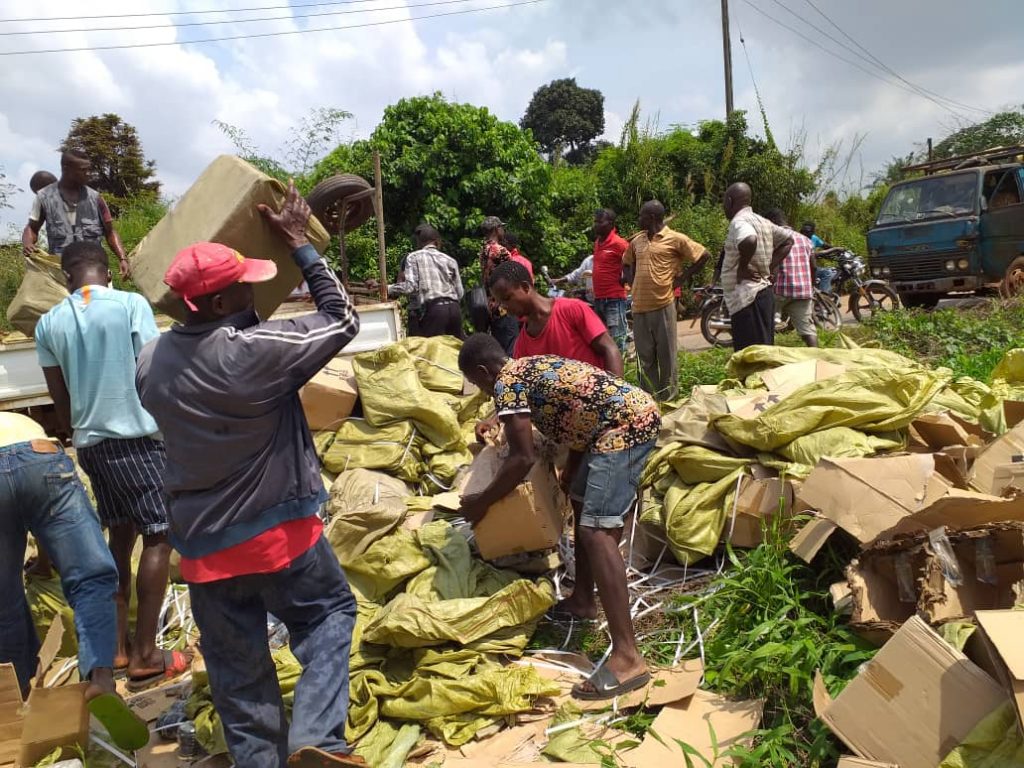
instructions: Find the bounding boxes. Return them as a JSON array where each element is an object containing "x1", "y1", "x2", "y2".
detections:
[
  {"x1": 84, "y1": 668, "x2": 116, "y2": 702},
  {"x1": 604, "y1": 651, "x2": 647, "y2": 685},
  {"x1": 550, "y1": 594, "x2": 599, "y2": 621},
  {"x1": 572, "y1": 652, "x2": 649, "y2": 699}
]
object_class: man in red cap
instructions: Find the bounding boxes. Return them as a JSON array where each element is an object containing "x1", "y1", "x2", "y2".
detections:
[{"x1": 136, "y1": 183, "x2": 364, "y2": 768}]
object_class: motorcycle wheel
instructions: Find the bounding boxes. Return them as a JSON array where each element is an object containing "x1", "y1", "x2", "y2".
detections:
[
  {"x1": 700, "y1": 297, "x2": 733, "y2": 348},
  {"x1": 813, "y1": 292, "x2": 843, "y2": 331},
  {"x1": 849, "y1": 282, "x2": 900, "y2": 323}
]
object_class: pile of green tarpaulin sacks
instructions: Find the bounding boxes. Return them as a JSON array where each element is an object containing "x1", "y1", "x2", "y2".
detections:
[
  {"x1": 185, "y1": 336, "x2": 561, "y2": 765},
  {"x1": 640, "y1": 341, "x2": 1024, "y2": 566}
]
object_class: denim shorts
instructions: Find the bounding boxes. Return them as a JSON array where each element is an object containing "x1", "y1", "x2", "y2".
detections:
[{"x1": 570, "y1": 440, "x2": 656, "y2": 529}]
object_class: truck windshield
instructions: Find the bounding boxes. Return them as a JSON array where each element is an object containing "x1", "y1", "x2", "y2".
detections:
[{"x1": 876, "y1": 173, "x2": 978, "y2": 225}]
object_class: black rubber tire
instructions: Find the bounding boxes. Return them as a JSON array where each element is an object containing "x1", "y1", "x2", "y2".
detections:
[
  {"x1": 305, "y1": 174, "x2": 375, "y2": 234},
  {"x1": 700, "y1": 297, "x2": 733, "y2": 348},
  {"x1": 849, "y1": 282, "x2": 900, "y2": 322},
  {"x1": 813, "y1": 292, "x2": 844, "y2": 330},
  {"x1": 899, "y1": 292, "x2": 941, "y2": 309},
  {"x1": 1001, "y1": 256, "x2": 1024, "y2": 299}
]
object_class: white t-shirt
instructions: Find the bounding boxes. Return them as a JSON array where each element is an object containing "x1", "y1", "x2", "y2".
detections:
[{"x1": 30, "y1": 194, "x2": 77, "y2": 226}]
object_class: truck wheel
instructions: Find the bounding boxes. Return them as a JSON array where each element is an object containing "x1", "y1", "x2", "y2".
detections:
[
  {"x1": 1001, "y1": 257, "x2": 1024, "y2": 299},
  {"x1": 899, "y1": 293, "x2": 940, "y2": 309},
  {"x1": 306, "y1": 174, "x2": 375, "y2": 234}
]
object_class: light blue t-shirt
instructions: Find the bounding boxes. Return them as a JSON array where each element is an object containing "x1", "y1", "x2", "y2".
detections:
[{"x1": 36, "y1": 285, "x2": 160, "y2": 448}]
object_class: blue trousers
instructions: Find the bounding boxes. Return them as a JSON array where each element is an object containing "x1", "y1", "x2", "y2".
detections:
[
  {"x1": 0, "y1": 441, "x2": 118, "y2": 691},
  {"x1": 594, "y1": 298, "x2": 629, "y2": 353},
  {"x1": 188, "y1": 536, "x2": 357, "y2": 768}
]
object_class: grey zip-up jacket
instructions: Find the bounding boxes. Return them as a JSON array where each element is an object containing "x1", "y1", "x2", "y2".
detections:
[{"x1": 136, "y1": 245, "x2": 359, "y2": 559}]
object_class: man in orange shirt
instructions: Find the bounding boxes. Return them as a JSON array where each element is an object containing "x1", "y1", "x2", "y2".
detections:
[{"x1": 622, "y1": 201, "x2": 709, "y2": 401}]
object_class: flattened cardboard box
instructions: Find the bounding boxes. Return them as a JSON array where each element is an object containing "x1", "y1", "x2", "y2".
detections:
[
  {"x1": 837, "y1": 760, "x2": 898, "y2": 768},
  {"x1": 814, "y1": 617, "x2": 1007, "y2": 768},
  {"x1": 971, "y1": 419, "x2": 1024, "y2": 495},
  {"x1": 460, "y1": 446, "x2": 569, "y2": 560},
  {"x1": 300, "y1": 356, "x2": 358, "y2": 431}
]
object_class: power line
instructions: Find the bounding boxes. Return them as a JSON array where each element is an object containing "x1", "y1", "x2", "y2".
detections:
[
  {"x1": 0, "y1": 0, "x2": 386, "y2": 24},
  {"x1": 0, "y1": 0, "x2": 481, "y2": 36},
  {"x1": 0, "y1": 0, "x2": 547, "y2": 56},
  {"x1": 755, "y1": 0, "x2": 973, "y2": 120},
  {"x1": 798, "y1": 0, "x2": 991, "y2": 116},
  {"x1": 737, "y1": 0, "x2": 983, "y2": 119}
]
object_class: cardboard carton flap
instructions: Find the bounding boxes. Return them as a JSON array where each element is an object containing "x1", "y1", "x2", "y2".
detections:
[
  {"x1": 971, "y1": 420, "x2": 1024, "y2": 495},
  {"x1": 975, "y1": 610, "x2": 1024, "y2": 680}
]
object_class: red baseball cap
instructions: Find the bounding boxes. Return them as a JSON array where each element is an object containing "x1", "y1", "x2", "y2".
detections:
[{"x1": 165, "y1": 242, "x2": 277, "y2": 311}]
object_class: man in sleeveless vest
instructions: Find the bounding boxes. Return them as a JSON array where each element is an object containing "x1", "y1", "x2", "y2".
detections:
[{"x1": 22, "y1": 149, "x2": 129, "y2": 278}]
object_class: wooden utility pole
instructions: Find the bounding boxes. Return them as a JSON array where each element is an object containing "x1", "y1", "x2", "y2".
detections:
[
  {"x1": 721, "y1": 0, "x2": 735, "y2": 118},
  {"x1": 372, "y1": 150, "x2": 388, "y2": 303}
]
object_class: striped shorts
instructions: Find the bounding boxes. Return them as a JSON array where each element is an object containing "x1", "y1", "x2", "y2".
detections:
[{"x1": 77, "y1": 436, "x2": 170, "y2": 536}]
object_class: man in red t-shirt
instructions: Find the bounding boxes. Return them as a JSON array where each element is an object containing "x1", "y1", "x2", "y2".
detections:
[
  {"x1": 487, "y1": 260, "x2": 622, "y2": 375},
  {"x1": 590, "y1": 209, "x2": 630, "y2": 352}
]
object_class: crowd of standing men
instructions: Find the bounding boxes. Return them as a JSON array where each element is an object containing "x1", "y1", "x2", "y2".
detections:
[{"x1": 1, "y1": 147, "x2": 818, "y2": 767}]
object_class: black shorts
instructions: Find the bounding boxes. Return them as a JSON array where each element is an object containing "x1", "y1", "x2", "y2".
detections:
[{"x1": 78, "y1": 436, "x2": 170, "y2": 536}]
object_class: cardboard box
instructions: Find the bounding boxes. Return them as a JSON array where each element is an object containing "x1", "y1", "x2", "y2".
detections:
[
  {"x1": 459, "y1": 446, "x2": 569, "y2": 560},
  {"x1": 791, "y1": 453, "x2": 1024, "y2": 562},
  {"x1": 972, "y1": 610, "x2": 1024, "y2": 732},
  {"x1": 0, "y1": 618, "x2": 89, "y2": 768},
  {"x1": 1004, "y1": 400, "x2": 1024, "y2": 430},
  {"x1": 729, "y1": 476, "x2": 795, "y2": 548},
  {"x1": 911, "y1": 412, "x2": 982, "y2": 451},
  {"x1": 837, "y1": 760, "x2": 898, "y2": 768},
  {"x1": 971, "y1": 420, "x2": 1024, "y2": 495},
  {"x1": 299, "y1": 356, "x2": 358, "y2": 431},
  {"x1": 814, "y1": 617, "x2": 1008, "y2": 768},
  {"x1": 130, "y1": 155, "x2": 331, "y2": 321},
  {"x1": 848, "y1": 522, "x2": 1024, "y2": 627},
  {"x1": 991, "y1": 460, "x2": 1024, "y2": 497}
]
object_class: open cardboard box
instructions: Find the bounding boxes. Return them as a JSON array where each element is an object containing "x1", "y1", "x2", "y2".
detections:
[
  {"x1": 847, "y1": 523, "x2": 1024, "y2": 631},
  {"x1": 0, "y1": 618, "x2": 89, "y2": 768},
  {"x1": 299, "y1": 356, "x2": 359, "y2": 431},
  {"x1": 814, "y1": 616, "x2": 1008, "y2": 768},
  {"x1": 970, "y1": 419, "x2": 1024, "y2": 495},
  {"x1": 729, "y1": 473, "x2": 796, "y2": 549},
  {"x1": 459, "y1": 446, "x2": 569, "y2": 560},
  {"x1": 790, "y1": 453, "x2": 1024, "y2": 562},
  {"x1": 970, "y1": 610, "x2": 1024, "y2": 733}
]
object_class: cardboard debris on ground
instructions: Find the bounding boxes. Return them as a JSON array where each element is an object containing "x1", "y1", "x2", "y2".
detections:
[
  {"x1": 814, "y1": 617, "x2": 1008, "y2": 768},
  {"x1": 300, "y1": 356, "x2": 359, "y2": 431},
  {"x1": 0, "y1": 617, "x2": 91, "y2": 768},
  {"x1": 972, "y1": 610, "x2": 1024, "y2": 732},
  {"x1": 459, "y1": 446, "x2": 569, "y2": 560},
  {"x1": 911, "y1": 412, "x2": 984, "y2": 451},
  {"x1": 621, "y1": 689, "x2": 762, "y2": 768},
  {"x1": 836, "y1": 759, "x2": 899, "y2": 768},
  {"x1": 576, "y1": 660, "x2": 705, "y2": 712},
  {"x1": 760, "y1": 359, "x2": 847, "y2": 399},
  {"x1": 444, "y1": 762, "x2": 600, "y2": 768}
]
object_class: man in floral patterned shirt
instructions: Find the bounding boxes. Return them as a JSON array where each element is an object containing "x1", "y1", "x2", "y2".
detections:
[{"x1": 458, "y1": 333, "x2": 660, "y2": 701}]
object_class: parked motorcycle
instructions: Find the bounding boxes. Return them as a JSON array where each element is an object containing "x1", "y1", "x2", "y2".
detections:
[
  {"x1": 542, "y1": 266, "x2": 634, "y2": 347},
  {"x1": 818, "y1": 248, "x2": 900, "y2": 322},
  {"x1": 694, "y1": 285, "x2": 843, "y2": 349}
]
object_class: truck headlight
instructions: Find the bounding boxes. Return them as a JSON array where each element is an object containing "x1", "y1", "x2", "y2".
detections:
[
  {"x1": 957, "y1": 259, "x2": 969, "y2": 270},
  {"x1": 872, "y1": 267, "x2": 881, "y2": 277},
  {"x1": 883, "y1": 267, "x2": 891, "y2": 276},
  {"x1": 945, "y1": 260, "x2": 956, "y2": 272}
]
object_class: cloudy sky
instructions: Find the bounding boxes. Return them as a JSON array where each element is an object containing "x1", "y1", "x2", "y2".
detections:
[{"x1": 1, "y1": 0, "x2": 1021, "y2": 230}]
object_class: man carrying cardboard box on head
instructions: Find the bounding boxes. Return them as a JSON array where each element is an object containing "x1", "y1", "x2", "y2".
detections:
[
  {"x1": 0, "y1": 412, "x2": 148, "y2": 753},
  {"x1": 458, "y1": 334, "x2": 660, "y2": 700},
  {"x1": 136, "y1": 183, "x2": 365, "y2": 768}
]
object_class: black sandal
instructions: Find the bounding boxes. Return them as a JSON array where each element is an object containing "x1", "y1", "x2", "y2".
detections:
[{"x1": 571, "y1": 666, "x2": 652, "y2": 701}]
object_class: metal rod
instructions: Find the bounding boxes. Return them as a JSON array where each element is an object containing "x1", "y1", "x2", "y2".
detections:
[{"x1": 372, "y1": 150, "x2": 388, "y2": 302}]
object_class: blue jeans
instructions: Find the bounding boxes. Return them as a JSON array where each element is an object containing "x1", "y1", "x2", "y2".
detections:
[
  {"x1": 594, "y1": 298, "x2": 629, "y2": 352},
  {"x1": 189, "y1": 536, "x2": 357, "y2": 767},
  {"x1": 570, "y1": 440, "x2": 657, "y2": 529},
  {"x1": 0, "y1": 441, "x2": 117, "y2": 690},
  {"x1": 816, "y1": 267, "x2": 836, "y2": 293}
]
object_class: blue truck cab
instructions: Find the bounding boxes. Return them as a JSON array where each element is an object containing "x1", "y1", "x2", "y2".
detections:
[{"x1": 866, "y1": 147, "x2": 1024, "y2": 307}]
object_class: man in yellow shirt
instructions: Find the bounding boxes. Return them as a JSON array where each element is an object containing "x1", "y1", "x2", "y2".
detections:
[
  {"x1": 622, "y1": 201, "x2": 709, "y2": 401},
  {"x1": 0, "y1": 412, "x2": 147, "y2": 750}
]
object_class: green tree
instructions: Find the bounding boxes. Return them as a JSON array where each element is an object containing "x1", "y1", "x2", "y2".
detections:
[
  {"x1": 60, "y1": 114, "x2": 160, "y2": 201},
  {"x1": 521, "y1": 78, "x2": 605, "y2": 164},
  {"x1": 0, "y1": 166, "x2": 17, "y2": 210},
  {"x1": 311, "y1": 93, "x2": 578, "y2": 276},
  {"x1": 933, "y1": 106, "x2": 1024, "y2": 159}
]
